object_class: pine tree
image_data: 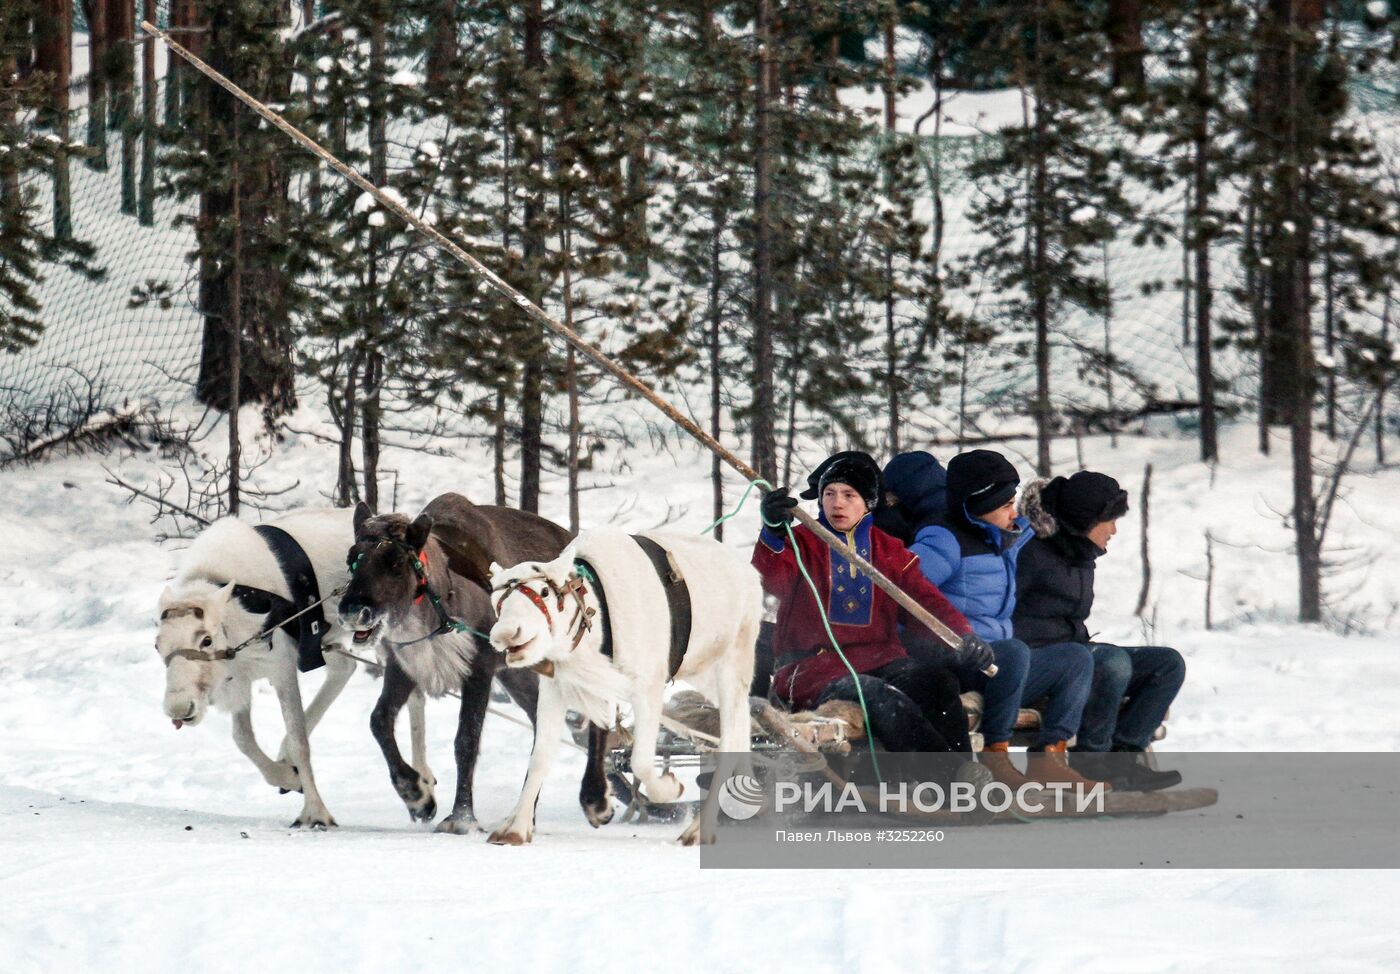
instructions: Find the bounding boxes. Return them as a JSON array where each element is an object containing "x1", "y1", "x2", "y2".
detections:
[
  {"x1": 1236, "y1": 2, "x2": 1400, "y2": 621},
  {"x1": 160, "y1": 0, "x2": 309, "y2": 416},
  {"x1": 1, "y1": 1, "x2": 103, "y2": 355},
  {"x1": 653, "y1": 0, "x2": 753, "y2": 532},
  {"x1": 292, "y1": 0, "x2": 446, "y2": 505},
  {"x1": 962, "y1": 0, "x2": 1162, "y2": 475},
  {"x1": 1146, "y1": 0, "x2": 1253, "y2": 462}
]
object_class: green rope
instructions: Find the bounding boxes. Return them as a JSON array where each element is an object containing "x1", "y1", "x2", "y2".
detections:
[
  {"x1": 701, "y1": 478, "x2": 767, "y2": 535},
  {"x1": 722, "y1": 477, "x2": 882, "y2": 779}
]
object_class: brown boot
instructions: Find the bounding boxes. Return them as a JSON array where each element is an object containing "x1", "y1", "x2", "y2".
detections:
[
  {"x1": 979, "y1": 741, "x2": 1033, "y2": 789},
  {"x1": 1026, "y1": 741, "x2": 1112, "y2": 791}
]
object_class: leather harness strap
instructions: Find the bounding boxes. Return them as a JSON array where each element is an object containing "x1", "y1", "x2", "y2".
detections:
[
  {"x1": 575, "y1": 558, "x2": 612, "y2": 660},
  {"x1": 630, "y1": 535, "x2": 691, "y2": 680},
  {"x1": 252, "y1": 524, "x2": 328, "y2": 673},
  {"x1": 492, "y1": 539, "x2": 687, "y2": 679}
]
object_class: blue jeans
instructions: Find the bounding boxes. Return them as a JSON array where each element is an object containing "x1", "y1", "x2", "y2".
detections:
[
  {"x1": 1076, "y1": 644, "x2": 1186, "y2": 751},
  {"x1": 1021, "y1": 642, "x2": 1094, "y2": 745},
  {"x1": 951, "y1": 638, "x2": 1030, "y2": 746}
]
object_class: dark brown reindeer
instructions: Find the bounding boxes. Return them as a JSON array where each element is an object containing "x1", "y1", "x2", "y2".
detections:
[{"x1": 338, "y1": 493, "x2": 612, "y2": 833}]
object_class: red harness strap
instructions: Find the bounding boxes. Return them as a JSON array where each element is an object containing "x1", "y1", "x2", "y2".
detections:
[
  {"x1": 495, "y1": 580, "x2": 553, "y2": 629},
  {"x1": 412, "y1": 550, "x2": 431, "y2": 605}
]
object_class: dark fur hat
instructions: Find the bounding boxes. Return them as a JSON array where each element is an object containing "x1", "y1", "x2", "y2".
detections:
[
  {"x1": 1021, "y1": 471, "x2": 1129, "y2": 537},
  {"x1": 801, "y1": 451, "x2": 882, "y2": 509}
]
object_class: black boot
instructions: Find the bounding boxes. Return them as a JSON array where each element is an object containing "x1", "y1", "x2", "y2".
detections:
[
  {"x1": 1070, "y1": 748, "x2": 1182, "y2": 792},
  {"x1": 1109, "y1": 745, "x2": 1181, "y2": 792},
  {"x1": 1066, "y1": 749, "x2": 1117, "y2": 785}
]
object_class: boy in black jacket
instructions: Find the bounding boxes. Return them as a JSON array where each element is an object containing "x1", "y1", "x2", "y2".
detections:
[{"x1": 1015, "y1": 472, "x2": 1185, "y2": 791}]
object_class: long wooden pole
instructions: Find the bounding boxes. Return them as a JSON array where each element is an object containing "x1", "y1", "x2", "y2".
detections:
[{"x1": 140, "y1": 21, "x2": 985, "y2": 669}]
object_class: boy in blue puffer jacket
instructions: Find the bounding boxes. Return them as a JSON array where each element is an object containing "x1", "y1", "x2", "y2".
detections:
[{"x1": 886, "y1": 449, "x2": 1099, "y2": 789}]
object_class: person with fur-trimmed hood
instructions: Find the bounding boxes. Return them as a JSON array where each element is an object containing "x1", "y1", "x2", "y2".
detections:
[
  {"x1": 1015, "y1": 472, "x2": 1185, "y2": 791},
  {"x1": 890, "y1": 449, "x2": 1099, "y2": 790},
  {"x1": 752, "y1": 451, "x2": 988, "y2": 754}
]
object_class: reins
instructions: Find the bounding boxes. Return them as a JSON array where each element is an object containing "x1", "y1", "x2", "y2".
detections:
[
  {"x1": 159, "y1": 588, "x2": 345, "y2": 666},
  {"x1": 346, "y1": 540, "x2": 492, "y2": 649},
  {"x1": 491, "y1": 563, "x2": 598, "y2": 653}
]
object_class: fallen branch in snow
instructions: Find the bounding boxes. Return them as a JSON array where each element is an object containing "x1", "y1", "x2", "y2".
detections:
[
  {"x1": 103, "y1": 467, "x2": 211, "y2": 527},
  {"x1": 1, "y1": 406, "x2": 145, "y2": 468}
]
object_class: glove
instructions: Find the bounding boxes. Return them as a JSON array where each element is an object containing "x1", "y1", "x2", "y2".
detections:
[
  {"x1": 760, "y1": 487, "x2": 798, "y2": 529},
  {"x1": 957, "y1": 632, "x2": 996, "y2": 673}
]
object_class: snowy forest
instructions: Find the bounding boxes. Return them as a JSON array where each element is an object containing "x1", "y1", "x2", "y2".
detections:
[
  {"x1": 6, "y1": 4, "x2": 1400, "y2": 969},
  {"x1": 4, "y1": 1, "x2": 1400, "y2": 622}
]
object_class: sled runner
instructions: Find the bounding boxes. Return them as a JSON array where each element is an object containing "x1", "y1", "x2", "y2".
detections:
[{"x1": 590, "y1": 689, "x2": 1215, "y2": 826}]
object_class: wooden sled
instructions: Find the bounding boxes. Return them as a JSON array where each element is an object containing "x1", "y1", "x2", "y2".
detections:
[{"x1": 594, "y1": 691, "x2": 1215, "y2": 826}]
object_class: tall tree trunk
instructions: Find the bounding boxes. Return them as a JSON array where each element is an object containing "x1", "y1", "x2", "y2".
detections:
[
  {"x1": 883, "y1": 12, "x2": 899, "y2": 457},
  {"x1": 750, "y1": 0, "x2": 777, "y2": 484},
  {"x1": 164, "y1": 0, "x2": 186, "y2": 123},
  {"x1": 1102, "y1": 242, "x2": 1116, "y2": 449},
  {"x1": 1030, "y1": 9, "x2": 1052, "y2": 476},
  {"x1": 425, "y1": 0, "x2": 457, "y2": 88},
  {"x1": 1181, "y1": 185, "x2": 1192, "y2": 347},
  {"x1": 361, "y1": 348, "x2": 381, "y2": 511},
  {"x1": 566, "y1": 340, "x2": 580, "y2": 535},
  {"x1": 1190, "y1": 8, "x2": 1218, "y2": 463},
  {"x1": 782, "y1": 355, "x2": 799, "y2": 489},
  {"x1": 108, "y1": 0, "x2": 136, "y2": 215},
  {"x1": 1380, "y1": 291, "x2": 1390, "y2": 466},
  {"x1": 518, "y1": 0, "x2": 547, "y2": 513},
  {"x1": 36, "y1": 0, "x2": 72, "y2": 240},
  {"x1": 84, "y1": 0, "x2": 108, "y2": 169},
  {"x1": 560, "y1": 187, "x2": 580, "y2": 534},
  {"x1": 1246, "y1": 198, "x2": 1269, "y2": 454},
  {"x1": 1292, "y1": 236, "x2": 1320, "y2": 620},
  {"x1": 301, "y1": 2, "x2": 322, "y2": 215},
  {"x1": 1258, "y1": 0, "x2": 1323, "y2": 621},
  {"x1": 1322, "y1": 210, "x2": 1336, "y2": 440},
  {"x1": 1255, "y1": 0, "x2": 1324, "y2": 433},
  {"x1": 493, "y1": 387, "x2": 507, "y2": 507},
  {"x1": 495, "y1": 82, "x2": 512, "y2": 511},
  {"x1": 336, "y1": 345, "x2": 362, "y2": 507},
  {"x1": 1105, "y1": 0, "x2": 1144, "y2": 92},
  {"x1": 139, "y1": 0, "x2": 155, "y2": 225},
  {"x1": 195, "y1": 0, "x2": 296, "y2": 415},
  {"x1": 361, "y1": 3, "x2": 387, "y2": 511},
  {"x1": 709, "y1": 202, "x2": 725, "y2": 539},
  {"x1": 229, "y1": 118, "x2": 242, "y2": 516}
]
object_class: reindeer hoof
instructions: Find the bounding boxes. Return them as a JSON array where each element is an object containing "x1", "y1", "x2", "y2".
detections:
[
  {"x1": 395, "y1": 772, "x2": 437, "y2": 823},
  {"x1": 435, "y1": 815, "x2": 478, "y2": 835},
  {"x1": 487, "y1": 827, "x2": 531, "y2": 846},
  {"x1": 642, "y1": 773, "x2": 684, "y2": 804},
  {"x1": 291, "y1": 814, "x2": 337, "y2": 830},
  {"x1": 582, "y1": 797, "x2": 614, "y2": 829},
  {"x1": 678, "y1": 822, "x2": 715, "y2": 846}
]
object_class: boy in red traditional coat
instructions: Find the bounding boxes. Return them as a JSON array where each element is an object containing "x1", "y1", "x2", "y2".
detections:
[{"x1": 752, "y1": 451, "x2": 996, "y2": 753}]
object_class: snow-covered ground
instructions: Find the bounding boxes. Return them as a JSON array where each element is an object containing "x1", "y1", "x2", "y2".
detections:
[{"x1": 2, "y1": 417, "x2": 1398, "y2": 972}]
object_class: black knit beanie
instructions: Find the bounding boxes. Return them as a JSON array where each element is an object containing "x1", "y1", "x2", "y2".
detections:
[
  {"x1": 1042, "y1": 471, "x2": 1129, "y2": 535},
  {"x1": 801, "y1": 451, "x2": 882, "y2": 510},
  {"x1": 946, "y1": 449, "x2": 1020, "y2": 518}
]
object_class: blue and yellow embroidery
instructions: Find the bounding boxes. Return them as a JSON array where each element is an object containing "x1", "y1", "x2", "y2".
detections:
[{"x1": 826, "y1": 515, "x2": 874, "y2": 627}]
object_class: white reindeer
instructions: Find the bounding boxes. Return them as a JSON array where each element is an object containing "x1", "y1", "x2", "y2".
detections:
[
  {"x1": 155, "y1": 508, "x2": 357, "y2": 828},
  {"x1": 487, "y1": 527, "x2": 762, "y2": 846}
]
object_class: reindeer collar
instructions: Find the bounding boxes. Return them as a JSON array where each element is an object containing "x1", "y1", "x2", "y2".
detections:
[
  {"x1": 493, "y1": 559, "x2": 609, "y2": 660},
  {"x1": 409, "y1": 548, "x2": 433, "y2": 605}
]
